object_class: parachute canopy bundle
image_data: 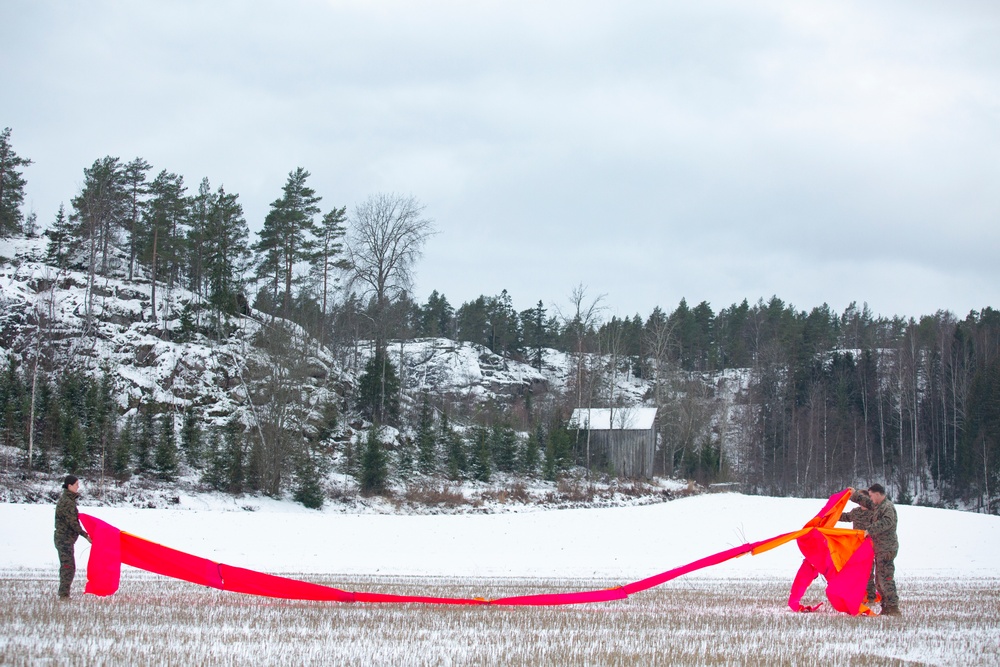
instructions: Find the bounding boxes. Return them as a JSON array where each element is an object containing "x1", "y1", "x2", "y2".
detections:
[{"x1": 79, "y1": 488, "x2": 874, "y2": 614}]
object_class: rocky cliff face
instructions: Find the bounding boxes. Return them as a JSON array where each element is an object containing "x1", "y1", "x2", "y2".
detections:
[
  {"x1": 0, "y1": 236, "x2": 584, "y2": 431},
  {"x1": 0, "y1": 237, "x2": 341, "y2": 433}
]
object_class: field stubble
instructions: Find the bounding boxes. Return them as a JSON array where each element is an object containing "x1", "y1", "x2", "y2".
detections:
[{"x1": 1, "y1": 572, "x2": 997, "y2": 666}]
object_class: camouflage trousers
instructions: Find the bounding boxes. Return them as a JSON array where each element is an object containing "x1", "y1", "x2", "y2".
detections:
[
  {"x1": 874, "y1": 545, "x2": 899, "y2": 607},
  {"x1": 866, "y1": 562, "x2": 877, "y2": 601},
  {"x1": 54, "y1": 534, "x2": 76, "y2": 598}
]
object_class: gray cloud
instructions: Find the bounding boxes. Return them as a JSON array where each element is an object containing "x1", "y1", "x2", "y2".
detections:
[{"x1": 5, "y1": 0, "x2": 998, "y2": 320}]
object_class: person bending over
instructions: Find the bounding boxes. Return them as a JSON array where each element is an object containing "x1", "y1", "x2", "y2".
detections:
[{"x1": 850, "y1": 483, "x2": 900, "y2": 616}]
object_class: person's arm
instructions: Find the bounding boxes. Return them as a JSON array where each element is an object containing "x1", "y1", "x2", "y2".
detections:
[
  {"x1": 867, "y1": 503, "x2": 897, "y2": 539},
  {"x1": 850, "y1": 489, "x2": 873, "y2": 509},
  {"x1": 68, "y1": 502, "x2": 89, "y2": 540}
]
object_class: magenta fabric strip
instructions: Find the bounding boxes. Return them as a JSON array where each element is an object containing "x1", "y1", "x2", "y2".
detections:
[{"x1": 78, "y1": 490, "x2": 869, "y2": 612}]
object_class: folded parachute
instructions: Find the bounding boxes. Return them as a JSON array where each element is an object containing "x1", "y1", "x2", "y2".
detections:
[{"x1": 79, "y1": 488, "x2": 873, "y2": 613}]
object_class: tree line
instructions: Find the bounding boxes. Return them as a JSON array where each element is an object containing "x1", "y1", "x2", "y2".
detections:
[{"x1": 1, "y1": 127, "x2": 997, "y2": 512}]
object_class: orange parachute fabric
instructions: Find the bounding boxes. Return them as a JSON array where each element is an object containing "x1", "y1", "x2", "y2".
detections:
[{"x1": 79, "y1": 489, "x2": 872, "y2": 612}]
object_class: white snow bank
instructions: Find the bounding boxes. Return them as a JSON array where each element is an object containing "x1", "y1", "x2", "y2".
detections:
[{"x1": 4, "y1": 494, "x2": 998, "y2": 582}]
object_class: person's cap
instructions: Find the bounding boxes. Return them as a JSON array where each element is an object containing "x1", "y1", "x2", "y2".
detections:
[{"x1": 62, "y1": 475, "x2": 79, "y2": 489}]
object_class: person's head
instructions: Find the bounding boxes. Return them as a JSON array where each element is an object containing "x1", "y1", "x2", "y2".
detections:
[
  {"x1": 62, "y1": 475, "x2": 80, "y2": 493},
  {"x1": 868, "y1": 483, "x2": 886, "y2": 505}
]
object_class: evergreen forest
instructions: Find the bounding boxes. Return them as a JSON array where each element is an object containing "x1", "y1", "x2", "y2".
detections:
[{"x1": 1, "y1": 128, "x2": 997, "y2": 513}]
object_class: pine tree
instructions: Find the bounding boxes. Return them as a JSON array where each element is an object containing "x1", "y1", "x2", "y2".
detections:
[
  {"x1": 61, "y1": 415, "x2": 86, "y2": 474},
  {"x1": 83, "y1": 372, "x2": 116, "y2": 470},
  {"x1": 56, "y1": 372, "x2": 88, "y2": 472},
  {"x1": 420, "y1": 291, "x2": 454, "y2": 338},
  {"x1": 360, "y1": 426, "x2": 388, "y2": 494},
  {"x1": 223, "y1": 417, "x2": 245, "y2": 493},
  {"x1": 356, "y1": 349, "x2": 401, "y2": 425},
  {"x1": 45, "y1": 204, "x2": 77, "y2": 267},
  {"x1": 30, "y1": 377, "x2": 54, "y2": 470},
  {"x1": 70, "y1": 156, "x2": 127, "y2": 293},
  {"x1": 0, "y1": 358, "x2": 26, "y2": 450},
  {"x1": 397, "y1": 436, "x2": 414, "y2": 482},
  {"x1": 490, "y1": 419, "x2": 518, "y2": 473},
  {"x1": 470, "y1": 427, "x2": 492, "y2": 482},
  {"x1": 155, "y1": 413, "x2": 178, "y2": 481},
  {"x1": 22, "y1": 211, "x2": 37, "y2": 237},
  {"x1": 310, "y1": 206, "x2": 349, "y2": 344},
  {"x1": 520, "y1": 300, "x2": 549, "y2": 371},
  {"x1": 122, "y1": 157, "x2": 152, "y2": 281},
  {"x1": 542, "y1": 418, "x2": 574, "y2": 482},
  {"x1": 294, "y1": 451, "x2": 325, "y2": 509},
  {"x1": 113, "y1": 415, "x2": 134, "y2": 477},
  {"x1": 206, "y1": 185, "x2": 250, "y2": 322},
  {"x1": 253, "y1": 167, "x2": 321, "y2": 316},
  {"x1": 487, "y1": 290, "x2": 521, "y2": 358},
  {"x1": 542, "y1": 430, "x2": 557, "y2": 482},
  {"x1": 416, "y1": 392, "x2": 437, "y2": 474},
  {"x1": 201, "y1": 428, "x2": 226, "y2": 491},
  {"x1": 456, "y1": 296, "x2": 491, "y2": 348},
  {"x1": 176, "y1": 302, "x2": 197, "y2": 342},
  {"x1": 143, "y1": 170, "x2": 188, "y2": 328},
  {"x1": 180, "y1": 404, "x2": 202, "y2": 467},
  {"x1": 0, "y1": 127, "x2": 33, "y2": 238},
  {"x1": 187, "y1": 177, "x2": 214, "y2": 299},
  {"x1": 36, "y1": 376, "x2": 62, "y2": 471},
  {"x1": 441, "y1": 410, "x2": 466, "y2": 480},
  {"x1": 135, "y1": 404, "x2": 155, "y2": 473},
  {"x1": 523, "y1": 422, "x2": 542, "y2": 476}
]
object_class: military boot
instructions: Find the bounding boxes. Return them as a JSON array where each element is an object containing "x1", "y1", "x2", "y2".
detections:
[{"x1": 879, "y1": 603, "x2": 901, "y2": 616}]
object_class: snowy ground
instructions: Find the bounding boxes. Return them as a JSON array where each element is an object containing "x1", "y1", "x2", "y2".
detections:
[
  {"x1": 4, "y1": 492, "x2": 998, "y2": 580},
  {"x1": 4, "y1": 575, "x2": 998, "y2": 666},
  {"x1": 2, "y1": 493, "x2": 1000, "y2": 664}
]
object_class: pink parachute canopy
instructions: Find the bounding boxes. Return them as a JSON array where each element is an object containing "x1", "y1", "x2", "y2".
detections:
[{"x1": 79, "y1": 488, "x2": 873, "y2": 613}]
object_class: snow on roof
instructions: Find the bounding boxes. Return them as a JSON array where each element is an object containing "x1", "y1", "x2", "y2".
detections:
[{"x1": 568, "y1": 407, "x2": 657, "y2": 431}]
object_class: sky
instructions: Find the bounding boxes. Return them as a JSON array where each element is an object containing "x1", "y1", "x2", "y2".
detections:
[{"x1": 4, "y1": 0, "x2": 999, "y2": 321}]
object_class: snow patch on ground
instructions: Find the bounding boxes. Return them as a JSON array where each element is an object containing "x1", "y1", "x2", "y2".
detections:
[{"x1": 4, "y1": 492, "x2": 997, "y2": 582}]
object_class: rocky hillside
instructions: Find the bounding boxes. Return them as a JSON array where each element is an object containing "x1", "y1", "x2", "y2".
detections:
[
  {"x1": 1, "y1": 235, "x2": 664, "y2": 427},
  {"x1": 1, "y1": 235, "x2": 746, "y2": 511}
]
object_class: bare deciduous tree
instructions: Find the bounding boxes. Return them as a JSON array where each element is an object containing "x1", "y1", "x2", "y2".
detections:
[
  {"x1": 346, "y1": 193, "x2": 434, "y2": 349},
  {"x1": 556, "y1": 284, "x2": 605, "y2": 473}
]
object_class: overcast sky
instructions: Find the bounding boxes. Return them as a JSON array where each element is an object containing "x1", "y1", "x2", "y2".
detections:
[{"x1": 5, "y1": 0, "x2": 999, "y2": 321}]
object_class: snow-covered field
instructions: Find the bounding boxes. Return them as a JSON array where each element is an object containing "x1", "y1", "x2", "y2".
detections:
[
  {"x1": 4, "y1": 492, "x2": 999, "y2": 579},
  {"x1": 2, "y1": 493, "x2": 999, "y2": 665}
]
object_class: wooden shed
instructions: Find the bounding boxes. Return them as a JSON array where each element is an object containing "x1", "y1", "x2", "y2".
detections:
[{"x1": 568, "y1": 407, "x2": 658, "y2": 478}]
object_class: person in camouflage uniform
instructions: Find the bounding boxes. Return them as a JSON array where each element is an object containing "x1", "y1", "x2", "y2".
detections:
[
  {"x1": 850, "y1": 483, "x2": 900, "y2": 616},
  {"x1": 54, "y1": 475, "x2": 90, "y2": 598},
  {"x1": 838, "y1": 491, "x2": 878, "y2": 603}
]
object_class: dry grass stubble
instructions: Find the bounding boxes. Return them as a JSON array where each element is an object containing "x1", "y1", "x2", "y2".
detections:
[{"x1": 1, "y1": 572, "x2": 997, "y2": 666}]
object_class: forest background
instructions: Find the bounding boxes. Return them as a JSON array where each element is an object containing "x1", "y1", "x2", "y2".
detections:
[{"x1": 1, "y1": 127, "x2": 997, "y2": 514}]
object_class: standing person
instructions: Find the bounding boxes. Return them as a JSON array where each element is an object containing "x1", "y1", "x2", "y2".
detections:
[
  {"x1": 850, "y1": 483, "x2": 900, "y2": 616},
  {"x1": 838, "y1": 490, "x2": 878, "y2": 604},
  {"x1": 54, "y1": 475, "x2": 90, "y2": 599}
]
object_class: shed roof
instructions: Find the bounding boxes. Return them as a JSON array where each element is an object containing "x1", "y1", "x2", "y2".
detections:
[{"x1": 568, "y1": 407, "x2": 657, "y2": 431}]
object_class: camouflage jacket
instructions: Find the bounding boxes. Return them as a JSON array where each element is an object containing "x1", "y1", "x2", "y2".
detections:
[
  {"x1": 838, "y1": 506, "x2": 873, "y2": 531},
  {"x1": 54, "y1": 490, "x2": 88, "y2": 543},
  {"x1": 850, "y1": 489, "x2": 898, "y2": 551}
]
